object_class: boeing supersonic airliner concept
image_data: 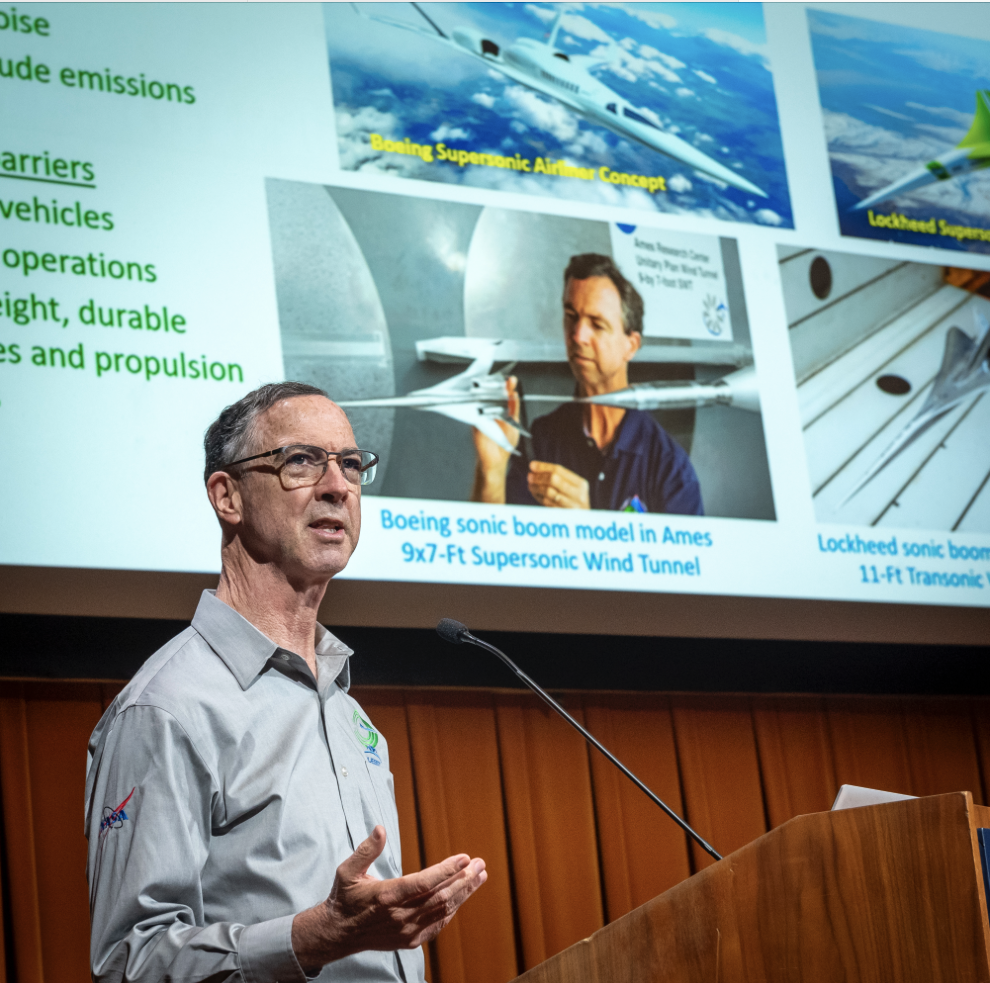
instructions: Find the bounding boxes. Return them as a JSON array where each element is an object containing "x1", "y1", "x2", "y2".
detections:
[{"x1": 350, "y1": 3, "x2": 768, "y2": 198}]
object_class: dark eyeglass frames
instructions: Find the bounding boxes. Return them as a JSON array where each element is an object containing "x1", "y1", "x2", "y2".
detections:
[{"x1": 222, "y1": 444, "x2": 379, "y2": 487}]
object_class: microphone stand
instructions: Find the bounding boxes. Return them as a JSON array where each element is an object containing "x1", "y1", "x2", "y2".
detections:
[{"x1": 452, "y1": 625, "x2": 722, "y2": 862}]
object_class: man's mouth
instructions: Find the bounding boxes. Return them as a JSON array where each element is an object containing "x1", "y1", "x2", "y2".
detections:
[{"x1": 309, "y1": 517, "x2": 345, "y2": 534}]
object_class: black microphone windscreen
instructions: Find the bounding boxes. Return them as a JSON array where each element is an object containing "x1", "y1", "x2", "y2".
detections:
[{"x1": 436, "y1": 618, "x2": 469, "y2": 644}]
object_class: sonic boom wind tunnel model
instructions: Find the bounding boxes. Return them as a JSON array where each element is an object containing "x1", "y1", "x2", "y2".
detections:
[
  {"x1": 842, "y1": 308, "x2": 990, "y2": 503},
  {"x1": 337, "y1": 345, "x2": 760, "y2": 455},
  {"x1": 349, "y1": 3, "x2": 767, "y2": 197}
]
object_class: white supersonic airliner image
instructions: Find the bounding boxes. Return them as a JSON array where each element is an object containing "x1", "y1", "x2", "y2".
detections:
[{"x1": 349, "y1": 2, "x2": 768, "y2": 198}]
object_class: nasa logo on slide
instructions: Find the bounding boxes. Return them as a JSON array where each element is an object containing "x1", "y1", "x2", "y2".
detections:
[
  {"x1": 703, "y1": 294, "x2": 727, "y2": 337},
  {"x1": 352, "y1": 711, "x2": 383, "y2": 767}
]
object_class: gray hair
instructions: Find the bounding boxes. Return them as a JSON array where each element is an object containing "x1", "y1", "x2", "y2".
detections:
[{"x1": 203, "y1": 381, "x2": 328, "y2": 483}]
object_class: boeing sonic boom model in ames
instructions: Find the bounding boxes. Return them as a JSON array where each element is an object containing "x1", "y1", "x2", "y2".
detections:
[
  {"x1": 337, "y1": 344, "x2": 760, "y2": 455},
  {"x1": 351, "y1": 3, "x2": 768, "y2": 198}
]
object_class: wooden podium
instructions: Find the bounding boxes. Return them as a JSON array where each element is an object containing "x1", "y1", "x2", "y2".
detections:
[{"x1": 512, "y1": 792, "x2": 990, "y2": 982}]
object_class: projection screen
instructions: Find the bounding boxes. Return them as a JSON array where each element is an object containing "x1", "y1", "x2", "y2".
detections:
[{"x1": 1, "y1": 2, "x2": 988, "y2": 642}]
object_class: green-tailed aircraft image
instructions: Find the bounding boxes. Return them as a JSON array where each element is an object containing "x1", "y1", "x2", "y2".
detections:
[{"x1": 853, "y1": 90, "x2": 990, "y2": 211}]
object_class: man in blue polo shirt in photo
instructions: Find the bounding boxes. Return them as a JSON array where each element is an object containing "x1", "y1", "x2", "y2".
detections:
[{"x1": 470, "y1": 253, "x2": 703, "y2": 515}]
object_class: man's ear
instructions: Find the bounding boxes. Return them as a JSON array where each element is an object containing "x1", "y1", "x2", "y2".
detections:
[
  {"x1": 206, "y1": 471, "x2": 243, "y2": 527},
  {"x1": 625, "y1": 330, "x2": 643, "y2": 361}
]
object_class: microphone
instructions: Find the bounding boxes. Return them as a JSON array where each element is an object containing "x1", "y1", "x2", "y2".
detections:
[{"x1": 436, "y1": 619, "x2": 722, "y2": 862}]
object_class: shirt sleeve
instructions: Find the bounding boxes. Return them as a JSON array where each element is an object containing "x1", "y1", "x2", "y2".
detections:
[{"x1": 86, "y1": 703, "x2": 308, "y2": 983}]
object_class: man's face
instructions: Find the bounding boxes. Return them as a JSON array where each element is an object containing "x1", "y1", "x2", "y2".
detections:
[
  {"x1": 230, "y1": 395, "x2": 362, "y2": 584},
  {"x1": 563, "y1": 276, "x2": 641, "y2": 395}
]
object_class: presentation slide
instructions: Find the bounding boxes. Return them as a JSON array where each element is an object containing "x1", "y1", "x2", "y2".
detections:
[
  {"x1": 809, "y1": 10, "x2": 990, "y2": 254},
  {"x1": 1, "y1": 2, "x2": 989, "y2": 611}
]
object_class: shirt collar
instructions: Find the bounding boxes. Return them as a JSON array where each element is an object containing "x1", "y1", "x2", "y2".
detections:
[
  {"x1": 191, "y1": 590, "x2": 353, "y2": 692},
  {"x1": 573, "y1": 402, "x2": 645, "y2": 458},
  {"x1": 316, "y1": 625, "x2": 353, "y2": 694}
]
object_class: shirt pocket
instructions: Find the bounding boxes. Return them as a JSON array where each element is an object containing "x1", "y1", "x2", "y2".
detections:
[{"x1": 364, "y1": 759, "x2": 404, "y2": 873}]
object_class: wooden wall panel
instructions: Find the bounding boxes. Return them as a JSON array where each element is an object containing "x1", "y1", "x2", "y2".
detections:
[
  {"x1": 3, "y1": 682, "x2": 990, "y2": 983},
  {"x1": 581, "y1": 694, "x2": 691, "y2": 921},
  {"x1": 900, "y1": 698, "x2": 984, "y2": 803},
  {"x1": 23, "y1": 685, "x2": 104, "y2": 983},
  {"x1": 99, "y1": 683, "x2": 124, "y2": 713},
  {"x1": 494, "y1": 695, "x2": 603, "y2": 971},
  {"x1": 827, "y1": 697, "x2": 917, "y2": 796},
  {"x1": 404, "y1": 693, "x2": 518, "y2": 983},
  {"x1": 0, "y1": 842, "x2": 6, "y2": 983},
  {"x1": 354, "y1": 690, "x2": 433, "y2": 982},
  {"x1": 752, "y1": 696, "x2": 837, "y2": 826},
  {"x1": 669, "y1": 695, "x2": 768, "y2": 870},
  {"x1": 974, "y1": 702, "x2": 990, "y2": 804},
  {"x1": 0, "y1": 684, "x2": 45, "y2": 983}
]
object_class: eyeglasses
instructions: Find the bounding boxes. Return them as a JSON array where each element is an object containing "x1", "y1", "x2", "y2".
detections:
[{"x1": 223, "y1": 444, "x2": 379, "y2": 487}]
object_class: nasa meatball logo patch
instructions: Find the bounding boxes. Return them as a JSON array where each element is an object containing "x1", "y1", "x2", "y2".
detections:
[{"x1": 99, "y1": 788, "x2": 135, "y2": 840}]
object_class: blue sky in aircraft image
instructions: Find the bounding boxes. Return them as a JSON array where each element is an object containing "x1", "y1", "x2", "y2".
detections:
[
  {"x1": 809, "y1": 9, "x2": 990, "y2": 254},
  {"x1": 324, "y1": 2, "x2": 793, "y2": 227}
]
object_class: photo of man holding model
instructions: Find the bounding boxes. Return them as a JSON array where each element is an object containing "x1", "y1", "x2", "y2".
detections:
[{"x1": 471, "y1": 253, "x2": 703, "y2": 514}]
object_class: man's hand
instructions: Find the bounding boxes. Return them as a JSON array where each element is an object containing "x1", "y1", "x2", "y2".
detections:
[
  {"x1": 291, "y1": 826, "x2": 487, "y2": 971},
  {"x1": 527, "y1": 461, "x2": 591, "y2": 509},
  {"x1": 470, "y1": 376, "x2": 520, "y2": 504}
]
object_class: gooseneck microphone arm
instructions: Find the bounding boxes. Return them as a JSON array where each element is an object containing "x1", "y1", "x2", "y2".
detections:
[{"x1": 436, "y1": 619, "x2": 722, "y2": 862}]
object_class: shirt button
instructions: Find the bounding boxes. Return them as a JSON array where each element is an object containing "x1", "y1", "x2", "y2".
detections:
[
  {"x1": 341, "y1": 766, "x2": 349, "y2": 778},
  {"x1": 598, "y1": 472, "x2": 605, "y2": 481},
  {"x1": 278, "y1": 652, "x2": 290, "y2": 662}
]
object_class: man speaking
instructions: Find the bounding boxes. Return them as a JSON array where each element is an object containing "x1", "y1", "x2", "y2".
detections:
[
  {"x1": 85, "y1": 382, "x2": 486, "y2": 983},
  {"x1": 471, "y1": 253, "x2": 703, "y2": 514}
]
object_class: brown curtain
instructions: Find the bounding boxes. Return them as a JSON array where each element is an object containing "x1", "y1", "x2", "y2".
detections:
[
  {"x1": 1, "y1": 681, "x2": 987, "y2": 983},
  {"x1": 0, "y1": 683, "x2": 116, "y2": 983}
]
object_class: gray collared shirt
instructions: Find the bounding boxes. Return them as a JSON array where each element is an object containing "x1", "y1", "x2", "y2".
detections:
[{"x1": 85, "y1": 590, "x2": 423, "y2": 983}]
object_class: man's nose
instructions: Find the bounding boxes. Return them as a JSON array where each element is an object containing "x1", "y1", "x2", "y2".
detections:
[
  {"x1": 316, "y1": 456, "x2": 352, "y2": 500},
  {"x1": 570, "y1": 317, "x2": 593, "y2": 346}
]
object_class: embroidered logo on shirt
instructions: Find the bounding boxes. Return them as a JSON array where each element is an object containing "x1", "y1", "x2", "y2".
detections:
[
  {"x1": 99, "y1": 788, "x2": 135, "y2": 840},
  {"x1": 621, "y1": 495, "x2": 647, "y2": 513},
  {"x1": 352, "y1": 710, "x2": 383, "y2": 767}
]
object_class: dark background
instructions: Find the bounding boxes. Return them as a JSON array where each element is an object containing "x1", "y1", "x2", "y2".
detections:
[{"x1": 1, "y1": 611, "x2": 984, "y2": 693}]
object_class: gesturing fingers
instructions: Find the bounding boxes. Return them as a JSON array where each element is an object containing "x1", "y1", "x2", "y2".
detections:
[
  {"x1": 386, "y1": 859, "x2": 488, "y2": 945},
  {"x1": 405, "y1": 853, "x2": 476, "y2": 898},
  {"x1": 415, "y1": 858, "x2": 487, "y2": 912},
  {"x1": 377, "y1": 853, "x2": 475, "y2": 906},
  {"x1": 433, "y1": 859, "x2": 487, "y2": 917},
  {"x1": 302, "y1": 851, "x2": 488, "y2": 964},
  {"x1": 335, "y1": 825, "x2": 388, "y2": 884}
]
